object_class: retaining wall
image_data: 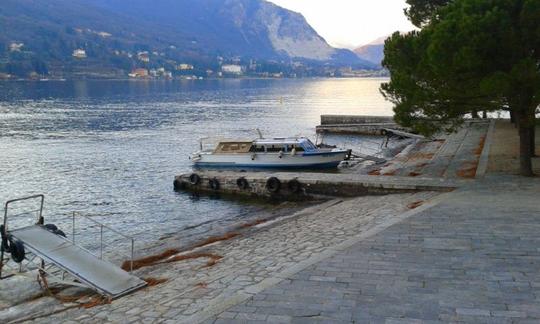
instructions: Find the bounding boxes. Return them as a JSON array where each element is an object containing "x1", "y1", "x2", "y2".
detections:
[{"x1": 174, "y1": 171, "x2": 455, "y2": 201}]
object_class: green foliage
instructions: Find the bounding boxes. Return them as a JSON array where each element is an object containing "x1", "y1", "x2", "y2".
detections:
[
  {"x1": 383, "y1": 0, "x2": 540, "y2": 137},
  {"x1": 405, "y1": 0, "x2": 451, "y2": 27}
]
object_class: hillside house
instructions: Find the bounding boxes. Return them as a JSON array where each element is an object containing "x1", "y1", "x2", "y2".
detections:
[
  {"x1": 72, "y1": 49, "x2": 87, "y2": 59},
  {"x1": 9, "y1": 43, "x2": 24, "y2": 52},
  {"x1": 129, "y1": 68, "x2": 149, "y2": 78},
  {"x1": 137, "y1": 52, "x2": 150, "y2": 63},
  {"x1": 97, "y1": 31, "x2": 112, "y2": 38},
  {"x1": 221, "y1": 64, "x2": 243, "y2": 75},
  {"x1": 177, "y1": 64, "x2": 194, "y2": 70}
]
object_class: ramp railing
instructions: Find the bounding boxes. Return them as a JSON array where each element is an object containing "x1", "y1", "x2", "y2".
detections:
[{"x1": 71, "y1": 212, "x2": 135, "y2": 272}]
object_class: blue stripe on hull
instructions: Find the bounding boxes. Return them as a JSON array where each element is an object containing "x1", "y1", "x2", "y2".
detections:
[
  {"x1": 193, "y1": 161, "x2": 342, "y2": 169},
  {"x1": 302, "y1": 150, "x2": 349, "y2": 157}
]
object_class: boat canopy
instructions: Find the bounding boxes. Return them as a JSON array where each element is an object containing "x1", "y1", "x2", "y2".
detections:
[{"x1": 214, "y1": 141, "x2": 253, "y2": 154}]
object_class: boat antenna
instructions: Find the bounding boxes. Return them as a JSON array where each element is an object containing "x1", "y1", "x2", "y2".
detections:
[{"x1": 256, "y1": 128, "x2": 263, "y2": 139}]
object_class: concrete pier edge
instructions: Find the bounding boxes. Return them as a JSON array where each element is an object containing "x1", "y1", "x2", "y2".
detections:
[{"x1": 475, "y1": 119, "x2": 495, "y2": 178}]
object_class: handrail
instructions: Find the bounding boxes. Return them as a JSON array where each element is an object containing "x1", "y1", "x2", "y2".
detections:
[
  {"x1": 1, "y1": 195, "x2": 44, "y2": 278},
  {"x1": 71, "y1": 212, "x2": 135, "y2": 272},
  {"x1": 1, "y1": 209, "x2": 42, "y2": 219},
  {"x1": 3, "y1": 194, "x2": 44, "y2": 228}
]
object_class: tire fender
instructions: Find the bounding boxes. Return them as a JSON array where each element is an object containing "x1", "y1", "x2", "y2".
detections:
[
  {"x1": 287, "y1": 179, "x2": 302, "y2": 193},
  {"x1": 9, "y1": 239, "x2": 25, "y2": 263},
  {"x1": 266, "y1": 177, "x2": 281, "y2": 193},
  {"x1": 209, "y1": 178, "x2": 220, "y2": 191},
  {"x1": 189, "y1": 173, "x2": 201, "y2": 185},
  {"x1": 236, "y1": 177, "x2": 249, "y2": 190}
]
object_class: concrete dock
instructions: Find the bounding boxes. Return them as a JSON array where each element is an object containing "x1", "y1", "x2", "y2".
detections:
[
  {"x1": 174, "y1": 171, "x2": 456, "y2": 200},
  {"x1": 316, "y1": 115, "x2": 409, "y2": 135}
]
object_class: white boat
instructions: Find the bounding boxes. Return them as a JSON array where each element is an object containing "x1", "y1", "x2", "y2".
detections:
[{"x1": 190, "y1": 136, "x2": 350, "y2": 169}]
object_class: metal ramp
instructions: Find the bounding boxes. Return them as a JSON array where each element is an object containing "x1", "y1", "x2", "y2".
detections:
[
  {"x1": 350, "y1": 150, "x2": 387, "y2": 164},
  {"x1": 382, "y1": 128, "x2": 426, "y2": 140},
  {"x1": 1, "y1": 195, "x2": 146, "y2": 299},
  {"x1": 9, "y1": 225, "x2": 146, "y2": 298}
]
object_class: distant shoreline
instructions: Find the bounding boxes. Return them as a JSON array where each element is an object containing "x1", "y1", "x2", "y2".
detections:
[{"x1": 0, "y1": 76, "x2": 390, "y2": 82}]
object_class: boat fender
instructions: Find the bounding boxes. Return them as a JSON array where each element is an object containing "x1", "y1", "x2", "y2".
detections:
[
  {"x1": 209, "y1": 178, "x2": 220, "y2": 191},
  {"x1": 236, "y1": 177, "x2": 249, "y2": 190},
  {"x1": 251, "y1": 154, "x2": 256, "y2": 161},
  {"x1": 291, "y1": 148, "x2": 296, "y2": 156},
  {"x1": 173, "y1": 179, "x2": 185, "y2": 190},
  {"x1": 0, "y1": 225, "x2": 10, "y2": 253},
  {"x1": 9, "y1": 238, "x2": 25, "y2": 263},
  {"x1": 278, "y1": 151, "x2": 283, "y2": 159},
  {"x1": 189, "y1": 173, "x2": 201, "y2": 185},
  {"x1": 288, "y1": 179, "x2": 302, "y2": 193},
  {"x1": 266, "y1": 177, "x2": 281, "y2": 193}
]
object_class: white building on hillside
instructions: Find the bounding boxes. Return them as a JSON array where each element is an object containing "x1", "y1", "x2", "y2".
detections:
[
  {"x1": 9, "y1": 42, "x2": 24, "y2": 52},
  {"x1": 221, "y1": 64, "x2": 243, "y2": 75},
  {"x1": 72, "y1": 49, "x2": 87, "y2": 59}
]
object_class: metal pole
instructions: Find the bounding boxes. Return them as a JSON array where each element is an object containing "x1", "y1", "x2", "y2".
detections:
[
  {"x1": 38, "y1": 195, "x2": 44, "y2": 223},
  {"x1": 1, "y1": 204, "x2": 9, "y2": 279},
  {"x1": 72, "y1": 212, "x2": 76, "y2": 244},
  {"x1": 100, "y1": 225, "x2": 103, "y2": 259},
  {"x1": 130, "y1": 238, "x2": 134, "y2": 273}
]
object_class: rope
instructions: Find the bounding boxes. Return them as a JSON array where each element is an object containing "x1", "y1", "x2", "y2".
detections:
[{"x1": 36, "y1": 270, "x2": 111, "y2": 307}]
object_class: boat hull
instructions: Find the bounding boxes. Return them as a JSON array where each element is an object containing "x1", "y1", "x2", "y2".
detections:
[{"x1": 192, "y1": 151, "x2": 348, "y2": 169}]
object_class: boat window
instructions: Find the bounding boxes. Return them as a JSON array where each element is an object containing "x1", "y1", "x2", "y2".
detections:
[
  {"x1": 250, "y1": 145, "x2": 265, "y2": 152},
  {"x1": 300, "y1": 140, "x2": 317, "y2": 152},
  {"x1": 266, "y1": 145, "x2": 284, "y2": 152},
  {"x1": 214, "y1": 142, "x2": 252, "y2": 153}
]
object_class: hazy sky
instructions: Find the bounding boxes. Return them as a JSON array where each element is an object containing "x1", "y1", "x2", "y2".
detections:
[{"x1": 267, "y1": 0, "x2": 415, "y2": 49}]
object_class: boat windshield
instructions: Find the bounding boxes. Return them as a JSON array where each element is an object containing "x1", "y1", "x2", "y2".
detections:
[{"x1": 300, "y1": 139, "x2": 318, "y2": 152}]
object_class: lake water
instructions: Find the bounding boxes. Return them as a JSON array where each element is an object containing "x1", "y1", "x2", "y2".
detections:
[{"x1": 0, "y1": 78, "x2": 393, "y2": 249}]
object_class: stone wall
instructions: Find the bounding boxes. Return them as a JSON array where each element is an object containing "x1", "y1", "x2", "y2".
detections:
[{"x1": 320, "y1": 115, "x2": 395, "y2": 125}]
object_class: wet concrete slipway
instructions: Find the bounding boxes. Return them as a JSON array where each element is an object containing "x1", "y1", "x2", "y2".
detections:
[{"x1": 3, "y1": 118, "x2": 540, "y2": 323}]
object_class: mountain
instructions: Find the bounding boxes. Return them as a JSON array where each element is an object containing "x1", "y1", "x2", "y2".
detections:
[
  {"x1": 89, "y1": 0, "x2": 361, "y2": 62},
  {"x1": 354, "y1": 36, "x2": 387, "y2": 67},
  {"x1": 0, "y1": 0, "x2": 375, "y2": 78}
]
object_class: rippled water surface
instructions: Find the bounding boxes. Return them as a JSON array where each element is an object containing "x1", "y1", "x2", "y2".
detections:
[{"x1": 0, "y1": 78, "x2": 393, "y2": 246}]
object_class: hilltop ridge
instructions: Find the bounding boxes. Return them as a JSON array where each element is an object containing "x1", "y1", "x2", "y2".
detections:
[{"x1": 0, "y1": 0, "x2": 375, "y2": 79}]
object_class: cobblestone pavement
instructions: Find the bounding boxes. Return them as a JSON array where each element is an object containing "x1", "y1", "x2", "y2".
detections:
[
  {"x1": 16, "y1": 191, "x2": 437, "y2": 323},
  {"x1": 211, "y1": 175, "x2": 540, "y2": 323}
]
